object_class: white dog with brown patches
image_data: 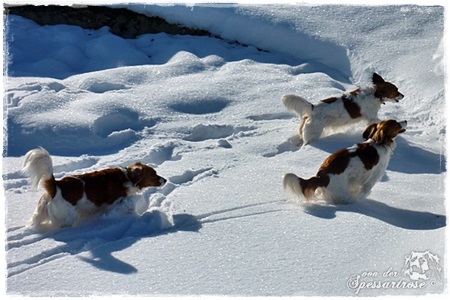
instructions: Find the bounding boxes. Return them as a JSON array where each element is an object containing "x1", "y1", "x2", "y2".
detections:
[
  {"x1": 283, "y1": 119, "x2": 407, "y2": 204},
  {"x1": 282, "y1": 73, "x2": 404, "y2": 145},
  {"x1": 22, "y1": 147, "x2": 167, "y2": 229}
]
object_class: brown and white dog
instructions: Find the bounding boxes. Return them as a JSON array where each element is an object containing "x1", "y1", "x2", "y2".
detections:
[
  {"x1": 22, "y1": 147, "x2": 166, "y2": 229},
  {"x1": 282, "y1": 73, "x2": 404, "y2": 145},
  {"x1": 283, "y1": 119, "x2": 407, "y2": 204}
]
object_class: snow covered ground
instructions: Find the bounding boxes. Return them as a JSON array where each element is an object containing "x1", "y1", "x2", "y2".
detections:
[{"x1": 3, "y1": 2, "x2": 447, "y2": 297}]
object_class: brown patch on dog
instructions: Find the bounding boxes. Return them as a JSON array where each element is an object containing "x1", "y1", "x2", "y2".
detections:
[
  {"x1": 319, "y1": 148, "x2": 351, "y2": 175},
  {"x1": 300, "y1": 174, "x2": 330, "y2": 199},
  {"x1": 317, "y1": 141, "x2": 380, "y2": 175},
  {"x1": 321, "y1": 93, "x2": 362, "y2": 119},
  {"x1": 342, "y1": 96, "x2": 362, "y2": 119},
  {"x1": 84, "y1": 169, "x2": 130, "y2": 206},
  {"x1": 355, "y1": 143, "x2": 379, "y2": 170},
  {"x1": 43, "y1": 176, "x2": 57, "y2": 199},
  {"x1": 55, "y1": 177, "x2": 85, "y2": 205},
  {"x1": 321, "y1": 97, "x2": 338, "y2": 104}
]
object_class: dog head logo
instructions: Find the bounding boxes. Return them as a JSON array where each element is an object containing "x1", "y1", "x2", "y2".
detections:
[{"x1": 403, "y1": 251, "x2": 441, "y2": 281}]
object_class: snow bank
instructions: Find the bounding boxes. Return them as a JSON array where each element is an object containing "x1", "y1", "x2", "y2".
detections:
[
  {"x1": 5, "y1": 14, "x2": 301, "y2": 79},
  {"x1": 125, "y1": 4, "x2": 352, "y2": 79}
]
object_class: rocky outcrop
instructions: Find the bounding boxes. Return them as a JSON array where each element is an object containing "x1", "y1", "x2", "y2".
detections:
[{"x1": 5, "y1": 5, "x2": 216, "y2": 39}]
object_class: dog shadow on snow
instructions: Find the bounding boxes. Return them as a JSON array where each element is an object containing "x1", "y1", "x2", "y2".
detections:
[
  {"x1": 41, "y1": 200, "x2": 285, "y2": 275},
  {"x1": 303, "y1": 199, "x2": 446, "y2": 230},
  {"x1": 43, "y1": 211, "x2": 202, "y2": 275}
]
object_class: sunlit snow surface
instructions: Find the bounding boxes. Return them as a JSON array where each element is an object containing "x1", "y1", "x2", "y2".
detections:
[{"x1": 3, "y1": 4, "x2": 446, "y2": 296}]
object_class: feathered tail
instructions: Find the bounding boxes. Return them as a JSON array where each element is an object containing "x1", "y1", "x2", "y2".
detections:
[
  {"x1": 283, "y1": 172, "x2": 329, "y2": 200},
  {"x1": 22, "y1": 147, "x2": 55, "y2": 190},
  {"x1": 281, "y1": 94, "x2": 314, "y2": 117},
  {"x1": 22, "y1": 147, "x2": 57, "y2": 228}
]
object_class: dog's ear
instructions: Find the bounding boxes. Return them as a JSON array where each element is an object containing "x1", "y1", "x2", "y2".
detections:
[
  {"x1": 362, "y1": 123, "x2": 378, "y2": 140},
  {"x1": 127, "y1": 163, "x2": 143, "y2": 185},
  {"x1": 372, "y1": 73, "x2": 385, "y2": 84},
  {"x1": 371, "y1": 127, "x2": 389, "y2": 145}
]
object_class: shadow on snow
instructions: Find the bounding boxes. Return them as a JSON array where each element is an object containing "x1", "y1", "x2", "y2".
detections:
[
  {"x1": 304, "y1": 198, "x2": 446, "y2": 231},
  {"x1": 8, "y1": 201, "x2": 285, "y2": 275},
  {"x1": 6, "y1": 212, "x2": 201, "y2": 276}
]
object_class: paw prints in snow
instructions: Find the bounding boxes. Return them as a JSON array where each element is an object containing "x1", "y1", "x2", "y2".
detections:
[
  {"x1": 92, "y1": 108, "x2": 157, "y2": 138},
  {"x1": 76, "y1": 77, "x2": 130, "y2": 93},
  {"x1": 184, "y1": 124, "x2": 256, "y2": 142},
  {"x1": 169, "y1": 98, "x2": 229, "y2": 115}
]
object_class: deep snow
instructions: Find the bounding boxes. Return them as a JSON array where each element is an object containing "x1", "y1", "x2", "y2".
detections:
[{"x1": 3, "y1": 2, "x2": 447, "y2": 297}]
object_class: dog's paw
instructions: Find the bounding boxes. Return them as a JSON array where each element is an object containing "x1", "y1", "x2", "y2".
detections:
[{"x1": 288, "y1": 135, "x2": 303, "y2": 147}]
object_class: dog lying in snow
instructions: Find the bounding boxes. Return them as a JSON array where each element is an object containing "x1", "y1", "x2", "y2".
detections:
[
  {"x1": 283, "y1": 119, "x2": 407, "y2": 204},
  {"x1": 22, "y1": 147, "x2": 166, "y2": 229},
  {"x1": 282, "y1": 73, "x2": 404, "y2": 145}
]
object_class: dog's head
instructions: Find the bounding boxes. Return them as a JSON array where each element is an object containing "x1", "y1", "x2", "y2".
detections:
[
  {"x1": 126, "y1": 162, "x2": 166, "y2": 189},
  {"x1": 363, "y1": 119, "x2": 407, "y2": 146},
  {"x1": 372, "y1": 73, "x2": 404, "y2": 103}
]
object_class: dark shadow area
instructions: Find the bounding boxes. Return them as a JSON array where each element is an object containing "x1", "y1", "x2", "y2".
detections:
[
  {"x1": 169, "y1": 98, "x2": 230, "y2": 115},
  {"x1": 4, "y1": 5, "x2": 214, "y2": 39},
  {"x1": 6, "y1": 211, "x2": 202, "y2": 276},
  {"x1": 7, "y1": 201, "x2": 286, "y2": 276},
  {"x1": 388, "y1": 137, "x2": 446, "y2": 174},
  {"x1": 6, "y1": 118, "x2": 141, "y2": 157},
  {"x1": 69, "y1": 212, "x2": 201, "y2": 274},
  {"x1": 304, "y1": 198, "x2": 446, "y2": 230},
  {"x1": 76, "y1": 213, "x2": 202, "y2": 274}
]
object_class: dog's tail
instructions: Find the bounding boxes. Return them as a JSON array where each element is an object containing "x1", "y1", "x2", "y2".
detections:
[
  {"x1": 283, "y1": 172, "x2": 329, "y2": 200},
  {"x1": 22, "y1": 147, "x2": 56, "y2": 193},
  {"x1": 281, "y1": 94, "x2": 314, "y2": 117},
  {"x1": 28, "y1": 195, "x2": 51, "y2": 228}
]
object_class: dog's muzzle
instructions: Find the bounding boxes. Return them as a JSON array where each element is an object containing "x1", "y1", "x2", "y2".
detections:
[
  {"x1": 395, "y1": 93, "x2": 404, "y2": 102},
  {"x1": 159, "y1": 177, "x2": 167, "y2": 186}
]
